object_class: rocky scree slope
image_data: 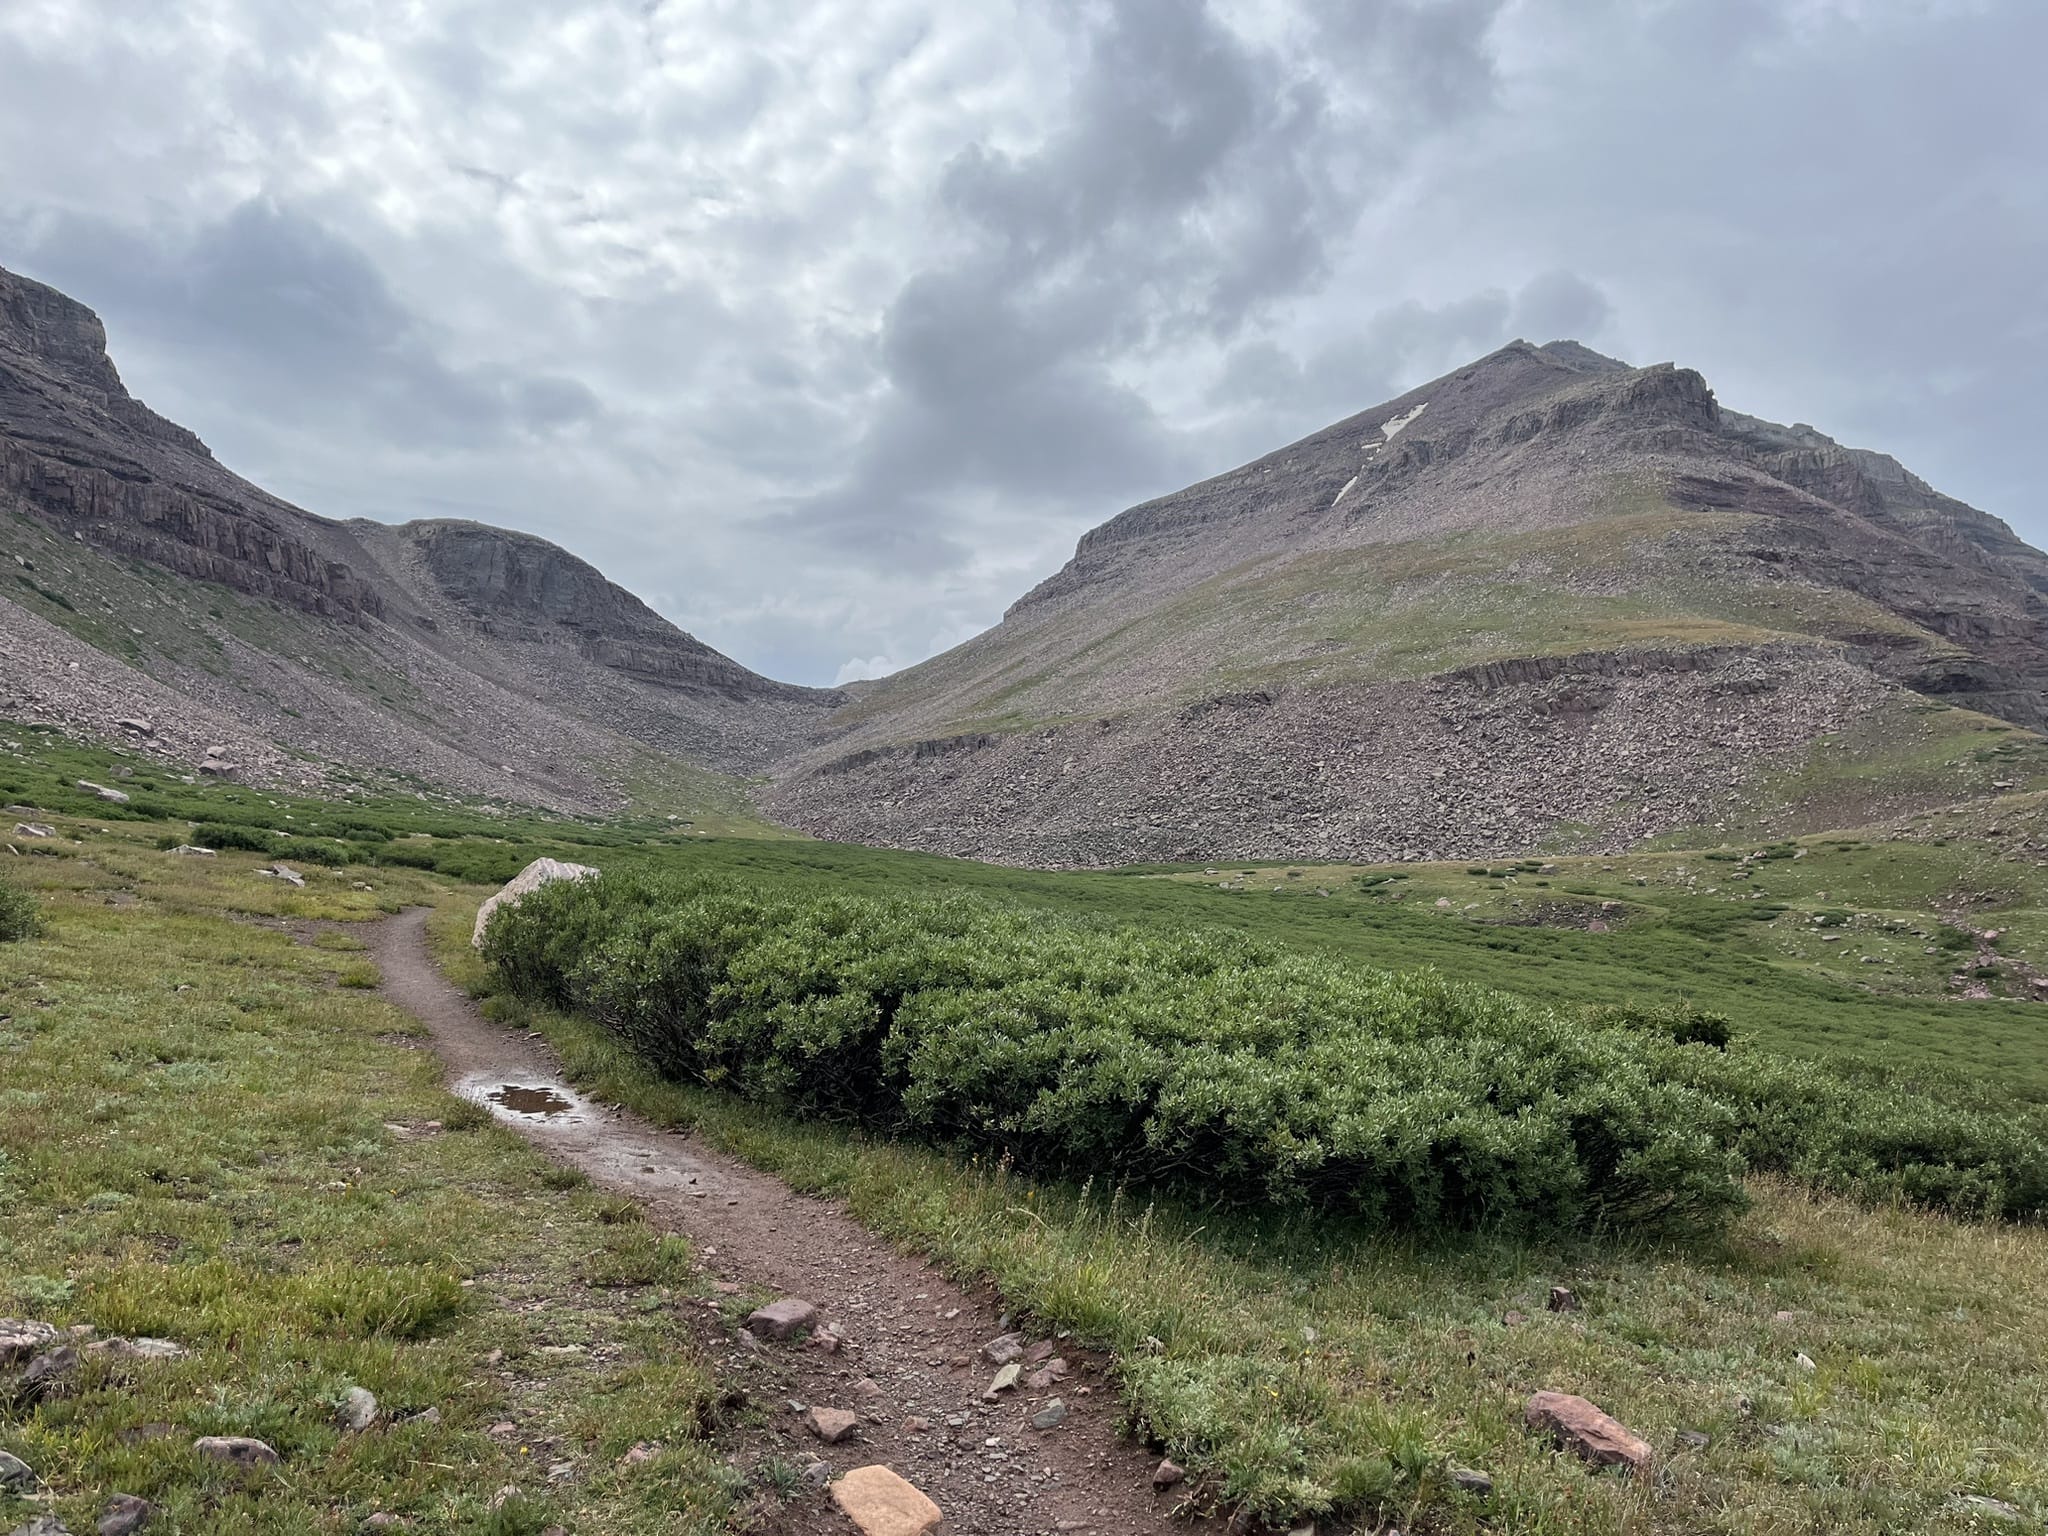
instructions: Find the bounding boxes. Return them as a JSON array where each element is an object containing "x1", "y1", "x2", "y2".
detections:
[
  {"x1": 0, "y1": 264, "x2": 839, "y2": 808},
  {"x1": 770, "y1": 341, "x2": 2048, "y2": 864}
]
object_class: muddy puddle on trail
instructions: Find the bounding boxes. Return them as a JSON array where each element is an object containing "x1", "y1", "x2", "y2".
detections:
[
  {"x1": 491, "y1": 1084, "x2": 574, "y2": 1116},
  {"x1": 456, "y1": 1071, "x2": 586, "y2": 1124}
]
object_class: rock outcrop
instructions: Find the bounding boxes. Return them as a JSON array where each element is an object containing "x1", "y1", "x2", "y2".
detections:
[{"x1": 472, "y1": 858, "x2": 600, "y2": 947}]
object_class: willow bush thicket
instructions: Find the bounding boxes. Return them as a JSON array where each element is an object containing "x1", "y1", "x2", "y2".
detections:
[{"x1": 484, "y1": 872, "x2": 2048, "y2": 1237}]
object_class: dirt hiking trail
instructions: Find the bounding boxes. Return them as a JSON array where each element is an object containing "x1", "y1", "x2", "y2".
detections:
[{"x1": 370, "y1": 907, "x2": 1200, "y2": 1536}]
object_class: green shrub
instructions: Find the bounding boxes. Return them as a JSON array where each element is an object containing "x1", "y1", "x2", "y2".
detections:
[
  {"x1": 190, "y1": 822, "x2": 279, "y2": 854},
  {"x1": 0, "y1": 880, "x2": 39, "y2": 942},
  {"x1": 485, "y1": 874, "x2": 1747, "y2": 1238},
  {"x1": 485, "y1": 873, "x2": 2048, "y2": 1231},
  {"x1": 1586, "y1": 1001, "x2": 1732, "y2": 1051}
]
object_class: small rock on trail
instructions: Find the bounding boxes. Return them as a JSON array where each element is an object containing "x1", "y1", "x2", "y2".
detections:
[
  {"x1": 803, "y1": 1406, "x2": 861, "y2": 1443},
  {"x1": 832, "y1": 1464, "x2": 945, "y2": 1536},
  {"x1": 745, "y1": 1297, "x2": 820, "y2": 1340}
]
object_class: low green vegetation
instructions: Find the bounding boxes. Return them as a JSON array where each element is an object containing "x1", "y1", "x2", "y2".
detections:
[
  {"x1": 484, "y1": 872, "x2": 2048, "y2": 1233},
  {"x1": 0, "y1": 877, "x2": 37, "y2": 941},
  {"x1": 15, "y1": 715, "x2": 2048, "y2": 1532},
  {"x1": 453, "y1": 921, "x2": 2048, "y2": 1535},
  {"x1": 0, "y1": 825, "x2": 755, "y2": 1534}
]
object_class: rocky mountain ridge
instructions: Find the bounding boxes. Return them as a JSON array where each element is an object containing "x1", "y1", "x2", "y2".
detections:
[
  {"x1": 0, "y1": 264, "x2": 837, "y2": 808},
  {"x1": 7, "y1": 260, "x2": 2047, "y2": 862},
  {"x1": 766, "y1": 340, "x2": 2048, "y2": 862}
]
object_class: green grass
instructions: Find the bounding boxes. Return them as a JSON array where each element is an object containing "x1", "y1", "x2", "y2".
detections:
[
  {"x1": 0, "y1": 827, "x2": 753, "y2": 1534},
  {"x1": 17, "y1": 710, "x2": 2048, "y2": 1531},
  {"x1": 446, "y1": 920, "x2": 2048, "y2": 1534},
  {"x1": 831, "y1": 494, "x2": 1965, "y2": 740}
]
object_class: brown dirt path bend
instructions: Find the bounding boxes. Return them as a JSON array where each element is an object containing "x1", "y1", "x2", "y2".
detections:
[{"x1": 369, "y1": 906, "x2": 1194, "y2": 1536}]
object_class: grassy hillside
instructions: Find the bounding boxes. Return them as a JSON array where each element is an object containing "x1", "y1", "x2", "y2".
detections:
[
  {"x1": 0, "y1": 826, "x2": 756, "y2": 1534},
  {"x1": 821, "y1": 495, "x2": 1962, "y2": 742}
]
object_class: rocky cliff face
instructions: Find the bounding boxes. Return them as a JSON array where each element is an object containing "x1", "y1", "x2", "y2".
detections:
[
  {"x1": 0, "y1": 263, "x2": 835, "y2": 805},
  {"x1": 1, "y1": 267, "x2": 385, "y2": 621},
  {"x1": 397, "y1": 520, "x2": 814, "y2": 700}
]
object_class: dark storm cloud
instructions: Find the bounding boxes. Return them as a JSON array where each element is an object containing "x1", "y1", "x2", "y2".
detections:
[
  {"x1": 784, "y1": 0, "x2": 1510, "y2": 573},
  {"x1": 11, "y1": 200, "x2": 598, "y2": 451},
  {"x1": 0, "y1": 0, "x2": 2042, "y2": 686}
]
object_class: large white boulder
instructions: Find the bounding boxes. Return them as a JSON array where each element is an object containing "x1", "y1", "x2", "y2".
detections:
[{"x1": 472, "y1": 857, "x2": 599, "y2": 948}]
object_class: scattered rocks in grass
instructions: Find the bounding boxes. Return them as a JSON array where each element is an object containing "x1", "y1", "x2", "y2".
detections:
[
  {"x1": 12, "y1": 823, "x2": 52, "y2": 838},
  {"x1": 193, "y1": 1435, "x2": 280, "y2": 1467},
  {"x1": 1502, "y1": 1309, "x2": 1528, "y2": 1328},
  {"x1": 361, "y1": 1516, "x2": 410, "y2": 1531},
  {"x1": 1676, "y1": 1429, "x2": 1711, "y2": 1451},
  {"x1": 88, "y1": 1336, "x2": 185, "y2": 1362},
  {"x1": 619, "y1": 1440, "x2": 663, "y2": 1465},
  {"x1": 76, "y1": 780, "x2": 128, "y2": 803},
  {"x1": 1451, "y1": 1467, "x2": 1494, "y2": 1495},
  {"x1": 167, "y1": 845, "x2": 214, "y2": 857},
  {"x1": 7, "y1": 1515, "x2": 71, "y2": 1536},
  {"x1": 0, "y1": 1450, "x2": 32, "y2": 1487},
  {"x1": 744, "y1": 1297, "x2": 819, "y2": 1340},
  {"x1": 1547, "y1": 1286, "x2": 1580, "y2": 1312},
  {"x1": 340, "y1": 1385, "x2": 379, "y2": 1430},
  {"x1": 803, "y1": 1406, "x2": 860, "y2": 1443},
  {"x1": 1031, "y1": 1398, "x2": 1069, "y2": 1430},
  {"x1": 0, "y1": 1320, "x2": 57, "y2": 1363},
  {"x1": 258, "y1": 864, "x2": 304, "y2": 887},
  {"x1": 15, "y1": 1345, "x2": 78, "y2": 1403},
  {"x1": 94, "y1": 1495, "x2": 152, "y2": 1536},
  {"x1": 1153, "y1": 1459, "x2": 1185, "y2": 1489},
  {"x1": 1948, "y1": 1494, "x2": 2024, "y2": 1522},
  {"x1": 1794, "y1": 1352, "x2": 1817, "y2": 1373},
  {"x1": 1524, "y1": 1390, "x2": 1653, "y2": 1474},
  {"x1": 830, "y1": 1464, "x2": 944, "y2": 1536}
]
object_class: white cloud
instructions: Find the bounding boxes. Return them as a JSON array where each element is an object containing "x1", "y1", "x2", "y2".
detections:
[{"x1": 834, "y1": 655, "x2": 900, "y2": 686}]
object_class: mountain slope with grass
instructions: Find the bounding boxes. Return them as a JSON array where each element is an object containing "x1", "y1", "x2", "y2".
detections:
[
  {"x1": 0, "y1": 263, "x2": 839, "y2": 815},
  {"x1": 770, "y1": 341, "x2": 2048, "y2": 864}
]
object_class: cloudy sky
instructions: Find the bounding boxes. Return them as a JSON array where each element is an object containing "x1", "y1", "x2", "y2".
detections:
[{"x1": 2, "y1": 0, "x2": 2041, "y2": 686}]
